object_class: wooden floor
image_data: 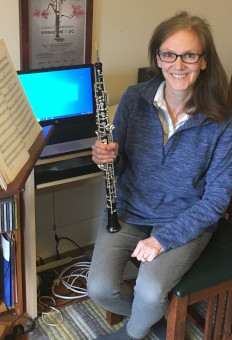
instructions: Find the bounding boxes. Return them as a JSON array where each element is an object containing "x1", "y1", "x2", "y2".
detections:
[{"x1": 1, "y1": 246, "x2": 92, "y2": 340}]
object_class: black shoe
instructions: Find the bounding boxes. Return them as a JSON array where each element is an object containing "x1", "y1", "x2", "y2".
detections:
[{"x1": 96, "y1": 324, "x2": 144, "y2": 340}]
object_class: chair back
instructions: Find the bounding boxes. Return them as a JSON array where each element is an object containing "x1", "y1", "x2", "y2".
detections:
[{"x1": 228, "y1": 75, "x2": 232, "y2": 108}]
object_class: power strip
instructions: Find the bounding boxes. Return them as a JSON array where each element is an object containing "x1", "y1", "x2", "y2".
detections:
[{"x1": 36, "y1": 255, "x2": 85, "y2": 273}]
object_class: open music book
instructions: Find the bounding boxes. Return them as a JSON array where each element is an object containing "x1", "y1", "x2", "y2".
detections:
[{"x1": 0, "y1": 40, "x2": 42, "y2": 190}]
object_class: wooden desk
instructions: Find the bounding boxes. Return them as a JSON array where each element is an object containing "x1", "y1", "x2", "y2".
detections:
[{"x1": 24, "y1": 152, "x2": 103, "y2": 317}]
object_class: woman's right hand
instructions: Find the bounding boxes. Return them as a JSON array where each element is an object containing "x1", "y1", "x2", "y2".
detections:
[{"x1": 92, "y1": 140, "x2": 119, "y2": 165}]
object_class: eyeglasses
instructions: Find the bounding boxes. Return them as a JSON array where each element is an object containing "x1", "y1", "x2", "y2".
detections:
[{"x1": 158, "y1": 51, "x2": 205, "y2": 64}]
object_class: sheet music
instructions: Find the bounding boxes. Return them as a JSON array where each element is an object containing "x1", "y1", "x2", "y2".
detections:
[
  {"x1": 0, "y1": 40, "x2": 42, "y2": 149},
  {"x1": 0, "y1": 81, "x2": 29, "y2": 183},
  {"x1": 0, "y1": 40, "x2": 42, "y2": 185}
]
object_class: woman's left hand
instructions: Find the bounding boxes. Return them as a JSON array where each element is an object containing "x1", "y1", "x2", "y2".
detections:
[{"x1": 131, "y1": 237, "x2": 164, "y2": 262}]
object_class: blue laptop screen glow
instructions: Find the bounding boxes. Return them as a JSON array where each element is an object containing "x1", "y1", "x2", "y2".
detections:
[{"x1": 17, "y1": 66, "x2": 94, "y2": 122}]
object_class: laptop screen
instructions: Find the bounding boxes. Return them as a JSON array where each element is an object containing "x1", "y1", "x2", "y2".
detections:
[{"x1": 17, "y1": 64, "x2": 96, "y2": 130}]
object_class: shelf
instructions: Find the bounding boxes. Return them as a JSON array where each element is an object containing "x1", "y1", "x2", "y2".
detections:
[
  {"x1": 0, "y1": 323, "x2": 11, "y2": 339},
  {"x1": 0, "y1": 126, "x2": 54, "y2": 198},
  {"x1": 0, "y1": 125, "x2": 54, "y2": 320},
  {"x1": 36, "y1": 171, "x2": 102, "y2": 190},
  {"x1": 0, "y1": 197, "x2": 22, "y2": 315}
]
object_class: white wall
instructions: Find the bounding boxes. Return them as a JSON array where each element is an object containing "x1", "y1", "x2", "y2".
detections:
[
  {"x1": 1, "y1": 0, "x2": 232, "y2": 258},
  {"x1": 0, "y1": 1, "x2": 20, "y2": 69}
]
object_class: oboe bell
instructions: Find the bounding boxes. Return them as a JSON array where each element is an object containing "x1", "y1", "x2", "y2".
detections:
[{"x1": 94, "y1": 46, "x2": 121, "y2": 233}]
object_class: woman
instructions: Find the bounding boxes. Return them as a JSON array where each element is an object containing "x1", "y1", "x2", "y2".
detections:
[{"x1": 87, "y1": 12, "x2": 232, "y2": 340}]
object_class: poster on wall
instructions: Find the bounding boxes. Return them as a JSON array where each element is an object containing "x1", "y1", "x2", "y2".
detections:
[{"x1": 19, "y1": 0, "x2": 93, "y2": 70}]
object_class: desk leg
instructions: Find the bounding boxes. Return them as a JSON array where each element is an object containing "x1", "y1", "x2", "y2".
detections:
[{"x1": 23, "y1": 171, "x2": 37, "y2": 318}]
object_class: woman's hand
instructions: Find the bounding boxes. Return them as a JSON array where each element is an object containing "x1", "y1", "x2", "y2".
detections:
[
  {"x1": 131, "y1": 237, "x2": 164, "y2": 262},
  {"x1": 92, "y1": 140, "x2": 119, "y2": 164}
]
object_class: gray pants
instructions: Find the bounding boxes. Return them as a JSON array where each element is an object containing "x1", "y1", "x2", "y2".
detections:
[{"x1": 87, "y1": 218, "x2": 212, "y2": 339}]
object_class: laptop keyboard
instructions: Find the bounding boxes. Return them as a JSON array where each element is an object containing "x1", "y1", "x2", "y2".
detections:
[
  {"x1": 35, "y1": 155, "x2": 100, "y2": 185},
  {"x1": 47, "y1": 122, "x2": 96, "y2": 145}
]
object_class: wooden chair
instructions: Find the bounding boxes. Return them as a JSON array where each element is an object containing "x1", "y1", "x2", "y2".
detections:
[{"x1": 166, "y1": 217, "x2": 232, "y2": 339}]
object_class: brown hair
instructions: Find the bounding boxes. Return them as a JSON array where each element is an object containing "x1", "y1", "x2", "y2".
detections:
[{"x1": 148, "y1": 11, "x2": 229, "y2": 122}]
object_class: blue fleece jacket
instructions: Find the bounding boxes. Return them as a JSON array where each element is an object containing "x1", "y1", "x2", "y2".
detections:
[{"x1": 113, "y1": 77, "x2": 232, "y2": 252}]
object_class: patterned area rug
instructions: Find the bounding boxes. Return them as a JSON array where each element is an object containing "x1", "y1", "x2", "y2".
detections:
[{"x1": 27, "y1": 298, "x2": 204, "y2": 340}]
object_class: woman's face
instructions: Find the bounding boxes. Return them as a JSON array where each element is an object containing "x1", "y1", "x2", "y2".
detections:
[{"x1": 156, "y1": 29, "x2": 207, "y2": 96}]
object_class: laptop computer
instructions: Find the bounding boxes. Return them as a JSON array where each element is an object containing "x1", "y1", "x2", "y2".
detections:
[{"x1": 17, "y1": 64, "x2": 97, "y2": 158}]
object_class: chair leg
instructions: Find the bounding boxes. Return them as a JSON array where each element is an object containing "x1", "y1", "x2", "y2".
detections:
[
  {"x1": 204, "y1": 296, "x2": 215, "y2": 339},
  {"x1": 222, "y1": 290, "x2": 232, "y2": 340},
  {"x1": 106, "y1": 311, "x2": 123, "y2": 325},
  {"x1": 166, "y1": 295, "x2": 188, "y2": 340}
]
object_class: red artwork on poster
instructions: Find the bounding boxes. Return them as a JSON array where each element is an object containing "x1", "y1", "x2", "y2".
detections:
[{"x1": 19, "y1": 0, "x2": 93, "y2": 69}]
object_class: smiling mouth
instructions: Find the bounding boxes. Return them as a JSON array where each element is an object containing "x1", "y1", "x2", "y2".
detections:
[{"x1": 172, "y1": 73, "x2": 187, "y2": 78}]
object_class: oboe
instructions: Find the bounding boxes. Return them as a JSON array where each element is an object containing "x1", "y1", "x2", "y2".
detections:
[{"x1": 94, "y1": 51, "x2": 121, "y2": 233}]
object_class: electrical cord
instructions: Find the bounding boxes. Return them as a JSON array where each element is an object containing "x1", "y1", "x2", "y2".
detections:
[
  {"x1": 54, "y1": 233, "x2": 92, "y2": 261},
  {"x1": 52, "y1": 187, "x2": 92, "y2": 262},
  {"x1": 35, "y1": 188, "x2": 92, "y2": 328},
  {"x1": 52, "y1": 261, "x2": 90, "y2": 299},
  {"x1": 36, "y1": 261, "x2": 90, "y2": 328},
  {"x1": 3, "y1": 311, "x2": 37, "y2": 339},
  {"x1": 38, "y1": 296, "x2": 63, "y2": 327}
]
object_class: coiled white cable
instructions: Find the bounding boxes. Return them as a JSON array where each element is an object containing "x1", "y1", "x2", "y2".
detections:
[
  {"x1": 52, "y1": 261, "x2": 91, "y2": 299},
  {"x1": 38, "y1": 296, "x2": 63, "y2": 327}
]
